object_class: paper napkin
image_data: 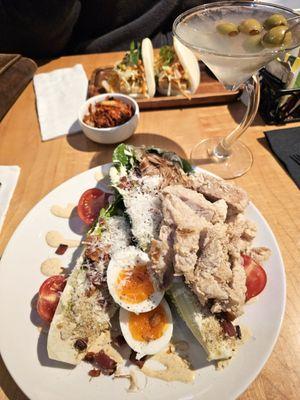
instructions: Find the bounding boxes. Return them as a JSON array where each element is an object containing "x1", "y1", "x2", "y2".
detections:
[
  {"x1": 0, "y1": 166, "x2": 20, "y2": 233},
  {"x1": 33, "y1": 64, "x2": 88, "y2": 141}
]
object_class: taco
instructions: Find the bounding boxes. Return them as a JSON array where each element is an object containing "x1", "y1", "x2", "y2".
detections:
[
  {"x1": 155, "y1": 37, "x2": 200, "y2": 97},
  {"x1": 101, "y1": 39, "x2": 156, "y2": 99}
]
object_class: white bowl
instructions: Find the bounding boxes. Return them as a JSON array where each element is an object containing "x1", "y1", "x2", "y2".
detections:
[{"x1": 78, "y1": 93, "x2": 139, "y2": 144}]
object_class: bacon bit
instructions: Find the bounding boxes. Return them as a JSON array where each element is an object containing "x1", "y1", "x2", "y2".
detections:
[
  {"x1": 84, "y1": 352, "x2": 95, "y2": 363},
  {"x1": 103, "y1": 252, "x2": 110, "y2": 263},
  {"x1": 55, "y1": 244, "x2": 68, "y2": 255},
  {"x1": 84, "y1": 350, "x2": 117, "y2": 375},
  {"x1": 94, "y1": 351, "x2": 117, "y2": 375},
  {"x1": 85, "y1": 247, "x2": 101, "y2": 262},
  {"x1": 220, "y1": 320, "x2": 237, "y2": 337},
  {"x1": 82, "y1": 235, "x2": 94, "y2": 245},
  {"x1": 118, "y1": 176, "x2": 132, "y2": 190},
  {"x1": 236, "y1": 325, "x2": 242, "y2": 340},
  {"x1": 129, "y1": 351, "x2": 147, "y2": 369},
  {"x1": 113, "y1": 334, "x2": 126, "y2": 347},
  {"x1": 85, "y1": 287, "x2": 96, "y2": 297},
  {"x1": 98, "y1": 217, "x2": 106, "y2": 225},
  {"x1": 222, "y1": 311, "x2": 236, "y2": 322},
  {"x1": 74, "y1": 338, "x2": 88, "y2": 351},
  {"x1": 83, "y1": 97, "x2": 134, "y2": 128},
  {"x1": 88, "y1": 369, "x2": 101, "y2": 378}
]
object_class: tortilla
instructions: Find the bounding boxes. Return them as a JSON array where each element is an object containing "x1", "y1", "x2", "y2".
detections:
[
  {"x1": 157, "y1": 37, "x2": 200, "y2": 96},
  {"x1": 141, "y1": 38, "x2": 156, "y2": 98},
  {"x1": 174, "y1": 37, "x2": 200, "y2": 93}
]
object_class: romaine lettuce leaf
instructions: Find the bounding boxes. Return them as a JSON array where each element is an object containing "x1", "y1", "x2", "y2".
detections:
[{"x1": 112, "y1": 144, "x2": 137, "y2": 170}]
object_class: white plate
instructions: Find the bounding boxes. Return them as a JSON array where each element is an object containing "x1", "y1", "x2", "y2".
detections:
[{"x1": 0, "y1": 164, "x2": 285, "y2": 400}]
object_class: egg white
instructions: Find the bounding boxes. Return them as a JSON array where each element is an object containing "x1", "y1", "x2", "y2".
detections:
[
  {"x1": 119, "y1": 299, "x2": 173, "y2": 359},
  {"x1": 107, "y1": 246, "x2": 164, "y2": 313}
]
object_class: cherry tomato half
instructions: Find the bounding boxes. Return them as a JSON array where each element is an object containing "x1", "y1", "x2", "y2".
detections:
[
  {"x1": 37, "y1": 275, "x2": 67, "y2": 323},
  {"x1": 77, "y1": 188, "x2": 107, "y2": 225},
  {"x1": 242, "y1": 254, "x2": 267, "y2": 301}
]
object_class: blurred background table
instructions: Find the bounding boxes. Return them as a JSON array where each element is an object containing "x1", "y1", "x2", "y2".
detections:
[{"x1": 0, "y1": 53, "x2": 299, "y2": 400}]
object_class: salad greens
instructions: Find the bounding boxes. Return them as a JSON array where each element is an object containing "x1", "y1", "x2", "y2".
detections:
[
  {"x1": 167, "y1": 281, "x2": 209, "y2": 356},
  {"x1": 159, "y1": 45, "x2": 176, "y2": 66},
  {"x1": 112, "y1": 143, "x2": 193, "y2": 174},
  {"x1": 121, "y1": 41, "x2": 142, "y2": 67},
  {"x1": 88, "y1": 193, "x2": 124, "y2": 236},
  {"x1": 112, "y1": 143, "x2": 137, "y2": 171}
]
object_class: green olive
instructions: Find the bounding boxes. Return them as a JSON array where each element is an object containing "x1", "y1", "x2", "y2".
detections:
[
  {"x1": 263, "y1": 13, "x2": 288, "y2": 30},
  {"x1": 282, "y1": 31, "x2": 293, "y2": 47},
  {"x1": 239, "y1": 19, "x2": 263, "y2": 35},
  {"x1": 243, "y1": 34, "x2": 263, "y2": 52},
  {"x1": 262, "y1": 25, "x2": 290, "y2": 47},
  {"x1": 216, "y1": 22, "x2": 239, "y2": 37}
]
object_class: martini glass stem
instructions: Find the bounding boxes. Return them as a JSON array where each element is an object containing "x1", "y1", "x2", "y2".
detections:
[{"x1": 213, "y1": 75, "x2": 260, "y2": 159}]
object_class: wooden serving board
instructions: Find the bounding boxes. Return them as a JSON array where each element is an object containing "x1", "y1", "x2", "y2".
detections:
[{"x1": 87, "y1": 63, "x2": 240, "y2": 110}]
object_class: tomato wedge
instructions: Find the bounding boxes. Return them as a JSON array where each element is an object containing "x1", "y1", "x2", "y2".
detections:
[
  {"x1": 242, "y1": 254, "x2": 267, "y2": 301},
  {"x1": 77, "y1": 188, "x2": 107, "y2": 225},
  {"x1": 37, "y1": 275, "x2": 67, "y2": 323}
]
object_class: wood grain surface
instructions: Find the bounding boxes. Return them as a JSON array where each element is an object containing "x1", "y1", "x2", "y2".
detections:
[{"x1": 0, "y1": 52, "x2": 299, "y2": 400}]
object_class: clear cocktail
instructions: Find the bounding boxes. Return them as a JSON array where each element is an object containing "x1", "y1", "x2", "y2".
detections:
[{"x1": 173, "y1": 1, "x2": 300, "y2": 178}]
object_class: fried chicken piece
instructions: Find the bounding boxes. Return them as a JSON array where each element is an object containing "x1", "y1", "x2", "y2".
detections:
[
  {"x1": 163, "y1": 185, "x2": 228, "y2": 223},
  {"x1": 161, "y1": 193, "x2": 207, "y2": 276},
  {"x1": 189, "y1": 173, "x2": 249, "y2": 215},
  {"x1": 149, "y1": 225, "x2": 174, "y2": 288},
  {"x1": 186, "y1": 223, "x2": 247, "y2": 317}
]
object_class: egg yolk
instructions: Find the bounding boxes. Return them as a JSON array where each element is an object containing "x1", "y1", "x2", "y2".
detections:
[
  {"x1": 116, "y1": 264, "x2": 154, "y2": 304},
  {"x1": 129, "y1": 304, "x2": 168, "y2": 342}
]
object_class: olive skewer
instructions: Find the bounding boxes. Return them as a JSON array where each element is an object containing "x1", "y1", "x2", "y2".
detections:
[{"x1": 262, "y1": 16, "x2": 300, "y2": 48}]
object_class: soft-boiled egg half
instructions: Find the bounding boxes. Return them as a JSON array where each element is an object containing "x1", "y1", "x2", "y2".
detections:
[
  {"x1": 120, "y1": 299, "x2": 173, "y2": 358},
  {"x1": 107, "y1": 246, "x2": 164, "y2": 314}
]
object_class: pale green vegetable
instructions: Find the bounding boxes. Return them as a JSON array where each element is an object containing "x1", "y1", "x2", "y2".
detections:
[
  {"x1": 168, "y1": 281, "x2": 206, "y2": 347},
  {"x1": 168, "y1": 280, "x2": 237, "y2": 361}
]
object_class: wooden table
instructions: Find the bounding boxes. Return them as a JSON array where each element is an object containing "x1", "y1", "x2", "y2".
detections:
[{"x1": 0, "y1": 53, "x2": 299, "y2": 400}]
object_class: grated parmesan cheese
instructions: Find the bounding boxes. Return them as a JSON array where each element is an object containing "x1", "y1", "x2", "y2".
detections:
[
  {"x1": 122, "y1": 174, "x2": 163, "y2": 250},
  {"x1": 101, "y1": 216, "x2": 131, "y2": 253},
  {"x1": 58, "y1": 215, "x2": 131, "y2": 342}
]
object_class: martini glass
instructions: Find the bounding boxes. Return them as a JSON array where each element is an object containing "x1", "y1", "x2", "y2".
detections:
[{"x1": 173, "y1": 1, "x2": 300, "y2": 179}]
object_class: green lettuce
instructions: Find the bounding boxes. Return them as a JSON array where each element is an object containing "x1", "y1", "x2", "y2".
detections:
[
  {"x1": 112, "y1": 143, "x2": 137, "y2": 171},
  {"x1": 159, "y1": 45, "x2": 176, "y2": 66},
  {"x1": 88, "y1": 194, "x2": 124, "y2": 237}
]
